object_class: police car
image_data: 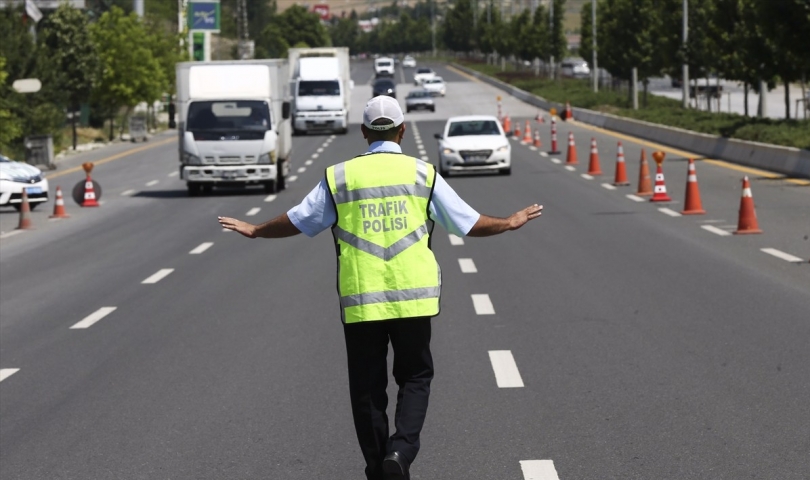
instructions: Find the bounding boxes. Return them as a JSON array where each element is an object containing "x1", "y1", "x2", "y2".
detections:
[{"x1": 0, "y1": 154, "x2": 50, "y2": 210}]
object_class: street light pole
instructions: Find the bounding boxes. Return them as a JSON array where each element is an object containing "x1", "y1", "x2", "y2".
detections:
[
  {"x1": 682, "y1": 0, "x2": 689, "y2": 108},
  {"x1": 592, "y1": 0, "x2": 598, "y2": 92}
]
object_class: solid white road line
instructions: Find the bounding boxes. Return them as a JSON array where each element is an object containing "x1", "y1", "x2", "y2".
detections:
[
  {"x1": 471, "y1": 294, "x2": 495, "y2": 315},
  {"x1": 142, "y1": 269, "x2": 174, "y2": 284},
  {"x1": 168, "y1": 171, "x2": 179, "y2": 177},
  {"x1": 658, "y1": 207, "x2": 682, "y2": 217},
  {"x1": 458, "y1": 258, "x2": 478, "y2": 273},
  {"x1": 70, "y1": 307, "x2": 117, "y2": 329},
  {"x1": 701, "y1": 225, "x2": 732, "y2": 237},
  {"x1": 246, "y1": 207, "x2": 261, "y2": 216},
  {"x1": 0, "y1": 368, "x2": 21, "y2": 382},
  {"x1": 0, "y1": 230, "x2": 24, "y2": 239},
  {"x1": 551, "y1": 158, "x2": 561, "y2": 164},
  {"x1": 305, "y1": 160, "x2": 313, "y2": 166},
  {"x1": 601, "y1": 183, "x2": 617, "y2": 190},
  {"x1": 448, "y1": 234, "x2": 464, "y2": 246},
  {"x1": 761, "y1": 248, "x2": 804, "y2": 263},
  {"x1": 626, "y1": 194, "x2": 645, "y2": 202},
  {"x1": 539, "y1": 152, "x2": 548, "y2": 157},
  {"x1": 488, "y1": 350, "x2": 524, "y2": 388},
  {"x1": 564, "y1": 166, "x2": 576, "y2": 172},
  {"x1": 520, "y1": 460, "x2": 560, "y2": 480},
  {"x1": 581, "y1": 173, "x2": 594, "y2": 180},
  {"x1": 120, "y1": 189, "x2": 137, "y2": 196},
  {"x1": 189, "y1": 242, "x2": 214, "y2": 255},
  {"x1": 297, "y1": 167, "x2": 306, "y2": 173},
  {"x1": 264, "y1": 194, "x2": 277, "y2": 203},
  {"x1": 145, "y1": 180, "x2": 159, "y2": 187}
]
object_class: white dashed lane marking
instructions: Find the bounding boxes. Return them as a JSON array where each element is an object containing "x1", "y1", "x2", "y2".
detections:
[
  {"x1": 471, "y1": 294, "x2": 495, "y2": 315},
  {"x1": 580, "y1": 173, "x2": 594, "y2": 180},
  {"x1": 222, "y1": 228, "x2": 232, "y2": 233},
  {"x1": 317, "y1": 147, "x2": 324, "y2": 153},
  {"x1": 246, "y1": 207, "x2": 261, "y2": 216},
  {"x1": 529, "y1": 146, "x2": 538, "y2": 151},
  {"x1": 458, "y1": 258, "x2": 477, "y2": 273},
  {"x1": 520, "y1": 460, "x2": 560, "y2": 480},
  {"x1": 540, "y1": 152, "x2": 548, "y2": 157},
  {"x1": 145, "y1": 180, "x2": 159, "y2": 187},
  {"x1": 288, "y1": 175, "x2": 299, "y2": 182},
  {"x1": 0, "y1": 368, "x2": 21, "y2": 382},
  {"x1": 70, "y1": 307, "x2": 117, "y2": 329},
  {"x1": 120, "y1": 189, "x2": 137, "y2": 196},
  {"x1": 701, "y1": 225, "x2": 731, "y2": 237},
  {"x1": 264, "y1": 194, "x2": 277, "y2": 203},
  {"x1": 297, "y1": 167, "x2": 306, "y2": 173},
  {"x1": 488, "y1": 350, "x2": 524, "y2": 388},
  {"x1": 601, "y1": 183, "x2": 616, "y2": 190},
  {"x1": 626, "y1": 194, "x2": 645, "y2": 202},
  {"x1": 448, "y1": 234, "x2": 464, "y2": 246},
  {"x1": 168, "y1": 171, "x2": 179, "y2": 177},
  {"x1": 564, "y1": 166, "x2": 576, "y2": 172},
  {"x1": 551, "y1": 158, "x2": 561, "y2": 164},
  {"x1": 305, "y1": 160, "x2": 313, "y2": 166},
  {"x1": 189, "y1": 242, "x2": 213, "y2": 254},
  {"x1": 312, "y1": 153, "x2": 319, "y2": 159},
  {"x1": 421, "y1": 156, "x2": 429, "y2": 161},
  {"x1": 761, "y1": 248, "x2": 804, "y2": 263},
  {"x1": 658, "y1": 207, "x2": 682, "y2": 217},
  {"x1": 141, "y1": 269, "x2": 174, "y2": 284}
]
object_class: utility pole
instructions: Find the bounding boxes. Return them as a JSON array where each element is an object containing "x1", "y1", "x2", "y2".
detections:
[
  {"x1": 592, "y1": 0, "x2": 597, "y2": 92},
  {"x1": 682, "y1": 0, "x2": 689, "y2": 108},
  {"x1": 134, "y1": 0, "x2": 143, "y2": 17}
]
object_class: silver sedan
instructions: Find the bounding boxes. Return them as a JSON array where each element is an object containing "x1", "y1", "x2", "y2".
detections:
[{"x1": 405, "y1": 89, "x2": 435, "y2": 113}]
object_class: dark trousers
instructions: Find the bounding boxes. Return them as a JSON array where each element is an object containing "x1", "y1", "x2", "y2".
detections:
[{"x1": 343, "y1": 317, "x2": 434, "y2": 480}]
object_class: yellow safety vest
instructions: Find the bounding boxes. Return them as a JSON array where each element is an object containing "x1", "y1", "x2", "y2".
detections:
[{"x1": 325, "y1": 153, "x2": 441, "y2": 323}]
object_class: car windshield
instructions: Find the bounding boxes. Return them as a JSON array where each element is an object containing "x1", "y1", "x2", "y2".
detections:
[
  {"x1": 425, "y1": 78, "x2": 442, "y2": 84},
  {"x1": 298, "y1": 80, "x2": 340, "y2": 96},
  {"x1": 408, "y1": 90, "x2": 430, "y2": 98},
  {"x1": 187, "y1": 100, "x2": 271, "y2": 132},
  {"x1": 416, "y1": 68, "x2": 432, "y2": 74},
  {"x1": 377, "y1": 61, "x2": 392, "y2": 67},
  {"x1": 447, "y1": 120, "x2": 501, "y2": 137},
  {"x1": 375, "y1": 80, "x2": 395, "y2": 88}
]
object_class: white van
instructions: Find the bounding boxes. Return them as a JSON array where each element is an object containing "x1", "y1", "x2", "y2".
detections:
[{"x1": 374, "y1": 57, "x2": 395, "y2": 77}]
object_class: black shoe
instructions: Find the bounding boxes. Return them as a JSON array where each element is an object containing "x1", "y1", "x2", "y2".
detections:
[{"x1": 382, "y1": 451, "x2": 410, "y2": 480}]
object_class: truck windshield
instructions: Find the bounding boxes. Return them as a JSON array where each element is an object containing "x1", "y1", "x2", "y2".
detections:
[
  {"x1": 298, "y1": 80, "x2": 341, "y2": 96},
  {"x1": 187, "y1": 101, "x2": 271, "y2": 138}
]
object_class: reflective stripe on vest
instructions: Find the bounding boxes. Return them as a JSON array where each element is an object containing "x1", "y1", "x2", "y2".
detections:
[{"x1": 326, "y1": 153, "x2": 441, "y2": 323}]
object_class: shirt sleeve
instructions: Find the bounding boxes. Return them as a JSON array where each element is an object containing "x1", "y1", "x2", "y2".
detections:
[
  {"x1": 286, "y1": 178, "x2": 336, "y2": 238},
  {"x1": 428, "y1": 173, "x2": 481, "y2": 236}
]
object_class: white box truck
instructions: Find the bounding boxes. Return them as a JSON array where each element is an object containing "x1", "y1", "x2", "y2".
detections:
[
  {"x1": 288, "y1": 47, "x2": 352, "y2": 135},
  {"x1": 175, "y1": 59, "x2": 293, "y2": 195}
]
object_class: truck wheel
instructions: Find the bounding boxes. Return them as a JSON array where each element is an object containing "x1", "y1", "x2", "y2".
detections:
[
  {"x1": 187, "y1": 182, "x2": 201, "y2": 196},
  {"x1": 264, "y1": 180, "x2": 278, "y2": 194}
]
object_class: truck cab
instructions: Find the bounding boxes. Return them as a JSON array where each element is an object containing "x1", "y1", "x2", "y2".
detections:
[{"x1": 289, "y1": 48, "x2": 352, "y2": 135}]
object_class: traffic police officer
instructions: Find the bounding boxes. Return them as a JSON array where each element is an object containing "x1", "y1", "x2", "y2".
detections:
[{"x1": 218, "y1": 95, "x2": 543, "y2": 480}]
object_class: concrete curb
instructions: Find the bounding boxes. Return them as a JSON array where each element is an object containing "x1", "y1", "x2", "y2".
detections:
[{"x1": 451, "y1": 62, "x2": 810, "y2": 179}]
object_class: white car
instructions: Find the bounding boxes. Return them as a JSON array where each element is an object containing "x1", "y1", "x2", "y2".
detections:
[
  {"x1": 422, "y1": 77, "x2": 446, "y2": 97},
  {"x1": 402, "y1": 56, "x2": 416, "y2": 68},
  {"x1": 0, "y1": 154, "x2": 50, "y2": 210},
  {"x1": 413, "y1": 67, "x2": 435, "y2": 85},
  {"x1": 434, "y1": 116, "x2": 511, "y2": 176},
  {"x1": 374, "y1": 57, "x2": 395, "y2": 77}
]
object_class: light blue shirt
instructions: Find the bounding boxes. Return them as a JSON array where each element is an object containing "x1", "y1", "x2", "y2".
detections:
[{"x1": 288, "y1": 141, "x2": 481, "y2": 237}]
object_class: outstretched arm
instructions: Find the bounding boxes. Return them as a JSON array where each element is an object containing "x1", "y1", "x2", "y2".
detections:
[
  {"x1": 218, "y1": 213, "x2": 302, "y2": 239},
  {"x1": 466, "y1": 204, "x2": 543, "y2": 237}
]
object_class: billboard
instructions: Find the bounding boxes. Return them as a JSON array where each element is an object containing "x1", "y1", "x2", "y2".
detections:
[
  {"x1": 187, "y1": 1, "x2": 220, "y2": 32},
  {"x1": 311, "y1": 3, "x2": 330, "y2": 21}
]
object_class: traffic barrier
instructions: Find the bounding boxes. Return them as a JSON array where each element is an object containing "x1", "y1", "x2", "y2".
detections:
[
  {"x1": 613, "y1": 142, "x2": 630, "y2": 186},
  {"x1": 533, "y1": 130, "x2": 542, "y2": 148},
  {"x1": 503, "y1": 115, "x2": 511, "y2": 134},
  {"x1": 549, "y1": 117, "x2": 560, "y2": 154},
  {"x1": 565, "y1": 132, "x2": 578, "y2": 165},
  {"x1": 636, "y1": 149, "x2": 653, "y2": 196},
  {"x1": 16, "y1": 190, "x2": 33, "y2": 230},
  {"x1": 50, "y1": 185, "x2": 70, "y2": 219},
  {"x1": 734, "y1": 176, "x2": 762, "y2": 234},
  {"x1": 81, "y1": 162, "x2": 100, "y2": 207},
  {"x1": 523, "y1": 120, "x2": 532, "y2": 143},
  {"x1": 497, "y1": 100, "x2": 502, "y2": 122},
  {"x1": 587, "y1": 138, "x2": 602, "y2": 175},
  {"x1": 680, "y1": 159, "x2": 705, "y2": 215},
  {"x1": 650, "y1": 151, "x2": 672, "y2": 202}
]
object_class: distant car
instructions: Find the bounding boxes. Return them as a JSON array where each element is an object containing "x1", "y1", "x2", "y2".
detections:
[
  {"x1": 413, "y1": 67, "x2": 435, "y2": 85},
  {"x1": 372, "y1": 78, "x2": 397, "y2": 98},
  {"x1": 434, "y1": 115, "x2": 511, "y2": 176},
  {"x1": 561, "y1": 58, "x2": 590, "y2": 79},
  {"x1": 405, "y1": 89, "x2": 435, "y2": 113},
  {"x1": 374, "y1": 57, "x2": 395, "y2": 77},
  {"x1": 402, "y1": 56, "x2": 416, "y2": 68},
  {"x1": 422, "y1": 77, "x2": 446, "y2": 97},
  {"x1": 0, "y1": 154, "x2": 50, "y2": 210}
]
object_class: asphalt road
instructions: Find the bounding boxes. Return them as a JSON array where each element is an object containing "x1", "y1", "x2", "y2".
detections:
[{"x1": 1, "y1": 60, "x2": 808, "y2": 480}]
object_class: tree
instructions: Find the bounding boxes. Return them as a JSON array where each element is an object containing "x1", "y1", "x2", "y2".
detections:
[
  {"x1": 0, "y1": 56, "x2": 22, "y2": 154},
  {"x1": 258, "y1": 5, "x2": 329, "y2": 58},
  {"x1": 579, "y1": 1, "x2": 593, "y2": 70},
  {"x1": 38, "y1": 4, "x2": 98, "y2": 150},
  {"x1": 443, "y1": 0, "x2": 475, "y2": 54},
  {"x1": 330, "y1": 17, "x2": 361, "y2": 54},
  {"x1": 547, "y1": 0, "x2": 567, "y2": 64}
]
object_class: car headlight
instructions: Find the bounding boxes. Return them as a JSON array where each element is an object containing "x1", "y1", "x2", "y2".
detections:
[
  {"x1": 184, "y1": 153, "x2": 201, "y2": 165},
  {"x1": 497, "y1": 145, "x2": 510, "y2": 152},
  {"x1": 442, "y1": 148, "x2": 455, "y2": 155},
  {"x1": 258, "y1": 152, "x2": 275, "y2": 164}
]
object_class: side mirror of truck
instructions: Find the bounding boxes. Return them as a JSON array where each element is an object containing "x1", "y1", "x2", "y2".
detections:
[
  {"x1": 434, "y1": 133, "x2": 442, "y2": 140},
  {"x1": 168, "y1": 103, "x2": 176, "y2": 129},
  {"x1": 282, "y1": 101, "x2": 291, "y2": 120}
]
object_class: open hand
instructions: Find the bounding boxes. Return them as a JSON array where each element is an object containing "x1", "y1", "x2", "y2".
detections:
[
  {"x1": 508, "y1": 204, "x2": 543, "y2": 230},
  {"x1": 218, "y1": 216, "x2": 257, "y2": 238}
]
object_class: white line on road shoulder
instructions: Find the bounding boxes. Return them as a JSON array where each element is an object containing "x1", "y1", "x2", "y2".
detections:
[
  {"x1": 142, "y1": 269, "x2": 174, "y2": 284},
  {"x1": 564, "y1": 166, "x2": 576, "y2": 172},
  {"x1": 0, "y1": 368, "x2": 20, "y2": 382},
  {"x1": 658, "y1": 207, "x2": 682, "y2": 217},
  {"x1": 120, "y1": 189, "x2": 137, "y2": 196},
  {"x1": 458, "y1": 258, "x2": 477, "y2": 273},
  {"x1": 701, "y1": 225, "x2": 732, "y2": 237},
  {"x1": 626, "y1": 194, "x2": 645, "y2": 202},
  {"x1": 264, "y1": 194, "x2": 277, "y2": 203},
  {"x1": 246, "y1": 207, "x2": 261, "y2": 216},
  {"x1": 471, "y1": 294, "x2": 495, "y2": 315},
  {"x1": 448, "y1": 234, "x2": 464, "y2": 246},
  {"x1": 145, "y1": 180, "x2": 159, "y2": 187},
  {"x1": 581, "y1": 173, "x2": 594, "y2": 180},
  {"x1": 601, "y1": 183, "x2": 617, "y2": 190},
  {"x1": 70, "y1": 307, "x2": 117, "y2": 329},
  {"x1": 488, "y1": 350, "x2": 524, "y2": 388},
  {"x1": 520, "y1": 460, "x2": 560, "y2": 480},
  {"x1": 761, "y1": 248, "x2": 804, "y2": 263},
  {"x1": 0, "y1": 230, "x2": 24, "y2": 239},
  {"x1": 189, "y1": 242, "x2": 213, "y2": 255}
]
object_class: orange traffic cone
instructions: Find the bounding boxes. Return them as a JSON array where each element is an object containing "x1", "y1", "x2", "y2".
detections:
[
  {"x1": 82, "y1": 175, "x2": 100, "y2": 207},
  {"x1": 613, "y1": 142, "x2": 630, "y2": 186},
  {"x1": 533, "y1": 130, "x2": 542, "y2": 148},
  {"x1": 523, "y1": 120, "x2": 532, "y2": 143},
  {"x1": 681, "y1": 159, "x2": 705, "y2": 215},
  {"x1": 535, "y1": 111, "x2": 545, "y2": 123},
  {"x1": 636, "y1": 149, "x2": 653, "y2": 196},
  {"x1": 50, "y1": 186, "x2": 71, "y2": 219},
  {"x1": 565, "y1": 132, "x2": 578, "y2": 165},
  {"x1": 503, "y1": 115, "x2": 511, "y2": 134},
  {"x1": 734, "y1": 176, "x2": 762, "y2": 234},
  {"x1": 587, "y1": 138, "x2": 602, "y2": 175},
  {"x1": 16, "y1": 190, "x2": 34, "y2": 230},
  {"x1": 564, "y1": 101, "x2": 573, "y2": 121},
  {"x1": 649, "y1": 151, "x2": 672, "y2": 202}
]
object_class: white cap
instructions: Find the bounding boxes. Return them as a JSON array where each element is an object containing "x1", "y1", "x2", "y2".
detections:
[{"x1": 363, "y1": 96, "x2": 405, "y2": 131}]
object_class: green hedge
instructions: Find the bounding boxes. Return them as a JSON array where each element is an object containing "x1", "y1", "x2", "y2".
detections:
[{"x1": 459, "y1": 61, "x2": 810, "y2": 151}]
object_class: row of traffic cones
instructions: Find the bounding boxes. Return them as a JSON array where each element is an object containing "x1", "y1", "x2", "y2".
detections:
[{"x1": 14, "y1": 168, "x2": 100, "y2": 231}]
